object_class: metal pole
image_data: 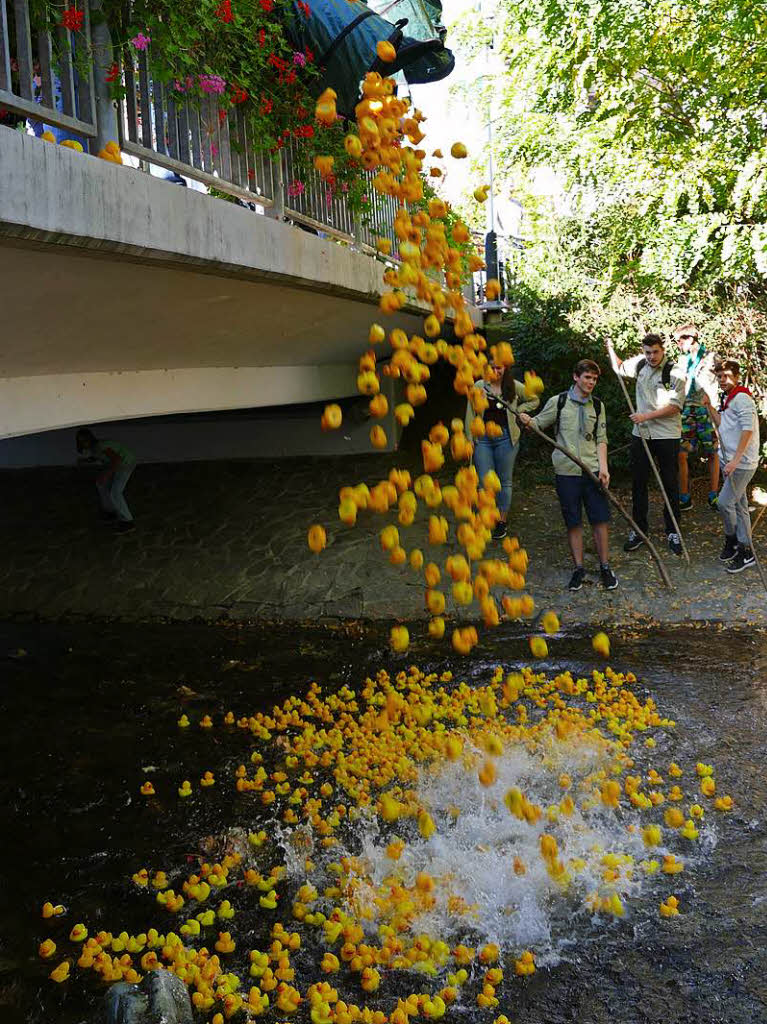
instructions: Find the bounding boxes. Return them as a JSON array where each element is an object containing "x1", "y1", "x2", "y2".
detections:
[{"x1": 607, "y1": 345, "x2": 691, "y2": 565}]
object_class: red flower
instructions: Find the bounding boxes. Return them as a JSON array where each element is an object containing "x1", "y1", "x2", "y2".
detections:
[
  {"x1": 260, "y1": 0, "x2": 274, "y2": 12},
  {"x1": 257, "y1": 28, "x2": 266, "y2": 46},
  {"x1": 216, "y1": 0, "x2": 233, "y2": 21},
  {"x1": 259, "y1": 97, "x2": 273, "y2": 114},
  {"x1": 105, "y1": 61, "x2": 119, "y2": 83},
  {"x1": 268, "y1": 53, "x2": 287, "y2": 71},
  {"x1": 304, "y1": 46, "x2": 314, "y2": 63},
  {"x1": 218, "y1": 107, "x2": 228, "y2": 124},
  {"x1": 297, "y1": 0, "x2": 311, "y2": 16},
  {"x1": 230, "y1": 85, "x2": 248, "y2": 104},
  {"x1": 284, "y1": 70, "x2": 297, "y2": 85},
  {"x1": 61, "y1": 7, "x2": 84, "y2": 31}
]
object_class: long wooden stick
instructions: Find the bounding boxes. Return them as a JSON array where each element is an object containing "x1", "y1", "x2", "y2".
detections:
[
  {"x1": 492, "y1": 395, "x2": 673, "y2": 588},
  {"x1": 607, "y1": 347, "x2": 691, "y2": 565}
]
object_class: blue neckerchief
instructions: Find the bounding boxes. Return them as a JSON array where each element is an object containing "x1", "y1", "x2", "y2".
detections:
[
  {"x1": 567, "y1": 385, "x2": 589, "y2": 436},
  {"x1": 681, "y1": 344, "x2": 705, "y2": 397}
]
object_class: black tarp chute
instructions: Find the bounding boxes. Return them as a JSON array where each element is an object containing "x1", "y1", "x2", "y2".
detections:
[{"x1": 286, "y1": 0, "x2": 455, "y2": 117}]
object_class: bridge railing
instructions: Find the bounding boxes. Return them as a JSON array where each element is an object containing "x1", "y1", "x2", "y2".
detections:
[
  {"x1": 1, "y1": 0, "x2": 402, "y2": 252},
  {"x1": 0, "y1": 0, "x2": 97, "y2": 138},
  {"x1": 119, "y1": 45, "x2": 276, "y2": 206}
]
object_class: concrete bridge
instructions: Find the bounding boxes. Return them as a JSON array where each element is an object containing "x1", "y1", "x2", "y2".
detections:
[{"x1": 1, "y1": 128, "x2": 478, "y2": 454}]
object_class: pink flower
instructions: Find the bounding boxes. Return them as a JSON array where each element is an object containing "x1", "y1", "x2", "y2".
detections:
[
  {"x1": 287, "y1": 179, "x2": 305, "y2": 197},
  {"x1": 293, "y1": 51, "x2": 307, "y2": 67},
  {"x1": 131, "y1": 32, "x2": 151, "y2": 50},
  {"x1": 199, "y1": 74, "x2": 226, "y2": 94}
]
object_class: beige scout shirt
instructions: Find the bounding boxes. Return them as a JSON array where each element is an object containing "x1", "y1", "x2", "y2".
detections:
[
  {"x1": 533, "y1": 391, "x2": 608, "y2": 477},
  {"x1": 619, "y1": 355, "x2": 686, "y2": 440},
  {"x1": 465, "y1": 378, "x2": 540, "y2": 446}
]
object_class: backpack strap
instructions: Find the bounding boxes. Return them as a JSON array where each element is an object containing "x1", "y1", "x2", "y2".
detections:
[
  {"x1": 554, "y1": 392, "x2": 568, "y2": 436},
  {"x1": 637, "y1": 356, "x2": 672, "y2": 387},
  {"x1": 593, "y1": 396, "x2": 602, "y2": 435}
]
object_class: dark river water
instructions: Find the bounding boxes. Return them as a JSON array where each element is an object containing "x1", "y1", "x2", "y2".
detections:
[{"x1": 1, "y1": 619, "x2": 766, "y2": 1024}]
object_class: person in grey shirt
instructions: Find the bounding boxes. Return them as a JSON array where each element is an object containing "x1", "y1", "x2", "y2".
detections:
[
  {"x1": 607, "y1": 333, "x2": 687, "y2": 556},
  {"x1": 701, "y1": 360, "x2": 760, "y2": 573}
]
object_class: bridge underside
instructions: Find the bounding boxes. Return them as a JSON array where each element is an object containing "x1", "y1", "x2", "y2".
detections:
[{"x1": 0, "y1": 129, "x2": 478, "y2": 441}]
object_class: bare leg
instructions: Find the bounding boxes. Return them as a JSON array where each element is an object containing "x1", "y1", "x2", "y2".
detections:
[
  {"x1": 709, "y1": 453, "x2": 720, "y2": 494},
  {"x1": 566, "y1": 526, "x2": 584, "y2": 567},
  {"x1": 678, "y1": 450, "x2": 689, "y2": 495},
  {"x1": 592, "y1": 522, "x2": 610, "y2": 564}
]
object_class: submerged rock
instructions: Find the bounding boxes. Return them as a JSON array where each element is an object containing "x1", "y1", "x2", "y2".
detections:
[{"x1": 100, "y1": 969, "x2": 192, "y2": 1024}]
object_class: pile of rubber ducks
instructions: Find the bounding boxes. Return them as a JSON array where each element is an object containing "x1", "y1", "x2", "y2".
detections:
[{"x1": 37, "y1": 659, "x2": 735, "y2": 1017}]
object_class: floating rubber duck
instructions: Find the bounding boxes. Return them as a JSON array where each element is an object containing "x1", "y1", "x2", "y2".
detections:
[
  {"x1": 177, "y1": 714, "x2": 190, "y2": 728},
  {"x1": 660, "y1": 896, "x2": 680, "y2": 917},
  {"x1": 514, "y1": 950, "x2": 535, "y2": 976},
  {"x1": 140, "y1": 781, "x2": 155, "y2": 796},
  {"x1": 42, "y1": 901, "x2": 65, "y2": 918},
  {"x1": 450, "y1": 142, "x2": 468, "y2": 159},
  {"x1": 260, "y1": 890, "x2": 278, "y2": 910},
  {"x1": 178, "y1": 780, "x2": 192, "y2": 798},
  {"x1": 376, "y1": 40, "x2": 396, "y2": 61},
  {"x1": 49, "y1": 960, "x2": 70, "y2": 982},
  {"x1": 69, "y1": 923, "x2": 88, "y2": 942},
  {"x1": 39, "y1": 939, "x2": 57, "y2": 959},
  {"x1": 308, "y1": 525, "x2": 327, "y2": 553},
  {"x1": 200, "y1": 771, "x2": 215, "y2": 787}
]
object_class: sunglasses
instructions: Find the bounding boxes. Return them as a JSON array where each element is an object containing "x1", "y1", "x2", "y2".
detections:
[{"x1": 678, "y1": 334, "x2": 697, "y2": 341}]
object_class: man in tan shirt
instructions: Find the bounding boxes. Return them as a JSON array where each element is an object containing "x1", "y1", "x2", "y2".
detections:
[{"x1": 607, "y1": 333, "x2": 686, "y2": 556}]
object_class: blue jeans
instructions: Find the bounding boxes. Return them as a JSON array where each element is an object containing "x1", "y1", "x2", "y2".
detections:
[
  {"x1": 473, "y1": 431, "x2": 519, "y2": 516},
  {"x1": 97, "y1": 466, "x2": 134, "y2": 522}
]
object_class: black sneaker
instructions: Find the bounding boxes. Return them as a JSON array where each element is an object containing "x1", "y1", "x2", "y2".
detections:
[
  {"x1": 115, "y1": 521, "x2": 136, "y2": 534},
  {"x1": 623, "y1": 530, "x2": 645, "y2": 552},
  {"x1": 492, "y1": 521, "x2": 507, "y2": 541},
  {"x1": 719, "y1": 535, "x2": 738, "y2": 562},
  {"x1": 99, "y1": 509, "x2": 118, "y2": 522},
  {"x1": 679, "y1": 495, "x2": 693, "y2": 512},
  {"x1": 600, "y1": 565, "x2": 619, "y2": 590},
  {"x1": 726, "y1": 546, "x2": 755, "y2": 574},
  {"x1": 568, "y1": 567, "x2": 586, "y2": 591},
  {"x1": 667, "y1": 532, "x2": 682, "y2": 556}
]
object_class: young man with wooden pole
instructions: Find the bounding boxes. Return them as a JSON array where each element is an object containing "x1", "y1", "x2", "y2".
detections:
[
  {"x1": 519, "y1": 359, "x2": 618, "y2": 592},
  {"x1": 606, "y1": 334, "x2": 688, "y2": 559}
]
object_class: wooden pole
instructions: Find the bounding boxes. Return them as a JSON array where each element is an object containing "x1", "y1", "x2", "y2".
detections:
[
  {"x1": 606, "y1": 346, "x2": 691, "y2": 565},
  {"x1": 493, "y1": 395, "x2": 673, "y2": 588}
]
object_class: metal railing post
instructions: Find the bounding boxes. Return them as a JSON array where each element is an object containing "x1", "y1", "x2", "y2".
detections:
[
  {"x1": 88, "y1": 0, "x2": 117, "y2": 154},
  {"x1": 267, "y1": 151, "x2": 285, "y2": 220}
]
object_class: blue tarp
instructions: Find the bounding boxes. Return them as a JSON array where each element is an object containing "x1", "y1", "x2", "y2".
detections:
[{"x1": 287, "y1": 0, "x2": 454, "y2": 116}]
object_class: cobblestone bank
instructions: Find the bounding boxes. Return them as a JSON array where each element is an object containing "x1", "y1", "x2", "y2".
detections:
[{"x1": 1, "y1": 456, "x2": 764, "y2": 626}]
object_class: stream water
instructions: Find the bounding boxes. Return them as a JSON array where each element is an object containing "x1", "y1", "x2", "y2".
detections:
[{"x1": 1, "y1": 619, "x2": 766, "y2": 1024}]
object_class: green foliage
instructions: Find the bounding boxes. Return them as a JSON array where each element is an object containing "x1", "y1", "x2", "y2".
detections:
[{"x1": 453, "y1": 0, "x2": 767, "y2": 407}]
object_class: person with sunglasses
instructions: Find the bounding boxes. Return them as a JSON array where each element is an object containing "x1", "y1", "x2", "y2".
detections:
[{"x1": 674, "y1": 325, "x2": 720, "y2": 512}]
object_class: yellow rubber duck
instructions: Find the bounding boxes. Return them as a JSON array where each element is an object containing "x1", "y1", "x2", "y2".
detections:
[
  {"x1": 660, "y1": 896, "x2": 680, "y2": 917},
  {"x1": 49, "y1": 960, "x2": 70, "y2": 983},
  {"x1": 450, "y1": 142, "x2": 468, "y2": 159},
  {"x1": 177, "y1": 714, "x2": 190, "y2": 728},
  {"x1": 260, "y1": 890, "x2": 278, "y2": 910},
  {"x1": 140, "y1": 781, "x2": 155, "y2": 796},
  {"x1": 39, "y1": 939, "x2": 57, "y2": 959},
  {"x1": 592, "y1": 631, "x2": 610, "y2": 657},
  {"x1": 42, "y1": 902, "x2": 65, "y2": 918},
  {"x1": 69, "y1": 923, "x2": 88, "y2": 942},
  {"x1": 178, "y1": 780, "x2": 192, "y2": 798},
  {"x1": 200, "y1": 771, "x2": 215, "y2": 787},
  {"x1": 514, "y1": 950, "x2": 535, "y2": 976},
  {"x1": 308, "y1": 525, "x2": 327, "y2": 553}
]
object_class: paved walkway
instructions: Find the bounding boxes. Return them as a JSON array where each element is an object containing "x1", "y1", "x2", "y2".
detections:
[{"x1": 1, "y1": 456, "x2": 765, "y2": 626}]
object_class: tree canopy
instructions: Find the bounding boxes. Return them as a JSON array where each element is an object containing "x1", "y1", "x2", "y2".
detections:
[{"x1": 456, "y1": 0, "x2": 767, "y2": 396}]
